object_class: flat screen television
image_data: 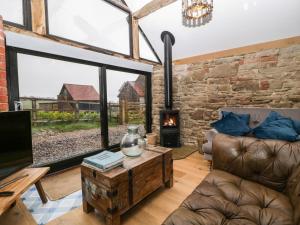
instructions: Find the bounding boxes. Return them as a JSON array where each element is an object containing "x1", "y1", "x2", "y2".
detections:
[{"x1": 0, "y1": 111, "x2": 33, "y2": 181}]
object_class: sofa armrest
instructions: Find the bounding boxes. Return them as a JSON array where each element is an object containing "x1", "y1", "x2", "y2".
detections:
[
  {"x1": 204, "y1": 129, "x2": 218, "y2": 142},
  {"x1": 212, "y1": 133, "x2": 300, "y2": 192}
]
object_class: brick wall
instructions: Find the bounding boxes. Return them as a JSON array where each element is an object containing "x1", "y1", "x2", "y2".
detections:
[
  {"x1": 0, "y1": 16, "x2": 8, "y2": 112},
  {"x1": 152, "y1": 43, "x2": 300, "y2": 146}
]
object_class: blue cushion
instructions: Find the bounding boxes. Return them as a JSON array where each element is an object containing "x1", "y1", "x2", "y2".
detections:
[
  {"x1": 222, "y1": 111, "x2": 250, "y2": 125},
  {"x1": 293, "y1": 119, "x2": 300, "y2": 134},
  {"x1": 253, "y1": 111, "x2": 299, "y2": 142},
  {"x1": 211, "y1": 112, "x2": 251, "y2": 136},
  {"x1": 260, "y1": 111, "x2": 283, "y2": 124}
]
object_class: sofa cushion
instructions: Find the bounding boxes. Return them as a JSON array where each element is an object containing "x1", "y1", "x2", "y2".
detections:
[
  {"x1": 219, "y1": 108, "x2": 300, "y2": 129},
  {"x1": 162, "y1": 170, "x2": 294, "y2": 225},
  {"x1": 211, "y1": 112, "x2": 251, "y2": 136},
  {"x1": 293, "y1": 119, "x2": 300, "y2": 134},
  {"x1": 222, "y1": 111, "x2": 250, "y2": 125},
  {"x1": 253, "y1": 111, "x2": 299, "y2": 141},
  {"x1": 285, "y1": 166, "x2": 300, "y2": 225}
]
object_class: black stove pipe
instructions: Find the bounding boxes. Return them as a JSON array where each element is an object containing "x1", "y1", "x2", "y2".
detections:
[{"x1": 161, "y1": 31, "x2": 175, "y2": 110}]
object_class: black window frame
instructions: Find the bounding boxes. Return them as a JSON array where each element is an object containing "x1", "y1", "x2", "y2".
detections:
[
  {"x1": 105, "y1": 68, "x2": 150, "y2": 148},
  {"x1": 44, "y1": 0, "x2": 133, "y2": 58},
  {"x1": 122, "y1": 0, "x2": 161, "y2": 64},
  {"x1": 138, "y1": 26, "x2": 162, "y2": 64},
  {"x1": 6, "y1": 46, "x2": 152, "y2": 173},
  {"x1": 2, "y1": 0, "x2": 32, "y2": 30}
]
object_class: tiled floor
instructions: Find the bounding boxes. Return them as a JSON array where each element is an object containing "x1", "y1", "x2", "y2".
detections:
[{"x1": 21, "y1": 186, "x2": 82, "y2": 225}]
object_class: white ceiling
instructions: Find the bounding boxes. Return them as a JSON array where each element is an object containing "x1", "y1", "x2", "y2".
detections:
[{"x1": 126, "y1": 0, "x2": 300, "y2": 61}]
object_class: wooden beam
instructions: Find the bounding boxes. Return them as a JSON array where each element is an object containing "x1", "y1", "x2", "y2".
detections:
[
  {"x1": 4, "y1": 24, "x2": 159, "y2": 66},
  {"x1": 131, "y1": 17, "x2": 140, "y2": 59},
  {"x1": 173, "y1": 36, "x2": 300, "y2": 65},
  {"x1": 31, "y1": 0, "x2": 47, "y2": 35},
  {"x1": 133, "y1": 0, "x2": 177, "y2": 19}
]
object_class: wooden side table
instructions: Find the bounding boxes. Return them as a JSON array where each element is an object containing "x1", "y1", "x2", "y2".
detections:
[
  {"x1": 81, "y1": 146, "x2": 173, "y2": 225},
  {"x1": 0, "y1": 167, "x2": 49, "y2": 216}
]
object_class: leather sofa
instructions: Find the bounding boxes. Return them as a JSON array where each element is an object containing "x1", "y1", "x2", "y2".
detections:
[{"x1": 163, "y1": 134, "x2": 300, "y2": 225}]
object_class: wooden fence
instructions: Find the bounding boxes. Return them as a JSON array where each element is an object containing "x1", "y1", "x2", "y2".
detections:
[
  {"x1": 108, "y1": 100, "x2": 145, "y2": 125},
  {"x1": 21, "y1": 97, "x2": 145, "y2": 125},
  {"x1": 20, "y1": 97, "x2": 100, "y2": 120}
]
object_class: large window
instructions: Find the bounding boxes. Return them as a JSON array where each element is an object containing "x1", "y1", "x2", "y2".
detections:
[
  {"x1": 7, "y1": 48, "x2": 152, "y2": 168},
  {"x1": 46, "y1": 0, "x2": 130, "y2": 55},
  {"x1": 17, "y1": 54, "x2": 101, "y2": 166},
  {"x1": 106, "y1": 70, "x2": 146, "y2": 146},
  {"x1": 0, "y1": 0, "x2": 31, "y2": 29}
]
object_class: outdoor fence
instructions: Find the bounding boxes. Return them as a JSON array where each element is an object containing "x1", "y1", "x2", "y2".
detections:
[
  {"x1": 20, "y1": 97, "x2": 100, "y2": 121},
  {"x1": 20, "y1": 97, "x2": 145, "y2": 125}
]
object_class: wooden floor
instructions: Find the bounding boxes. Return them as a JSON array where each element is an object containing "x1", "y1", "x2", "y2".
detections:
[
  {"x1": 0, "y1": 152, "x2": 210, "y2": 225},
  {"x1": 47, "y1": 152, "x2": 210, "y2": 225}
]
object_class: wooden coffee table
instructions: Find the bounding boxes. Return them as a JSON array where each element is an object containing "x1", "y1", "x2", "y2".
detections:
[{"x1": 81, "y1": 146, "x2": 173, "y2": 225}]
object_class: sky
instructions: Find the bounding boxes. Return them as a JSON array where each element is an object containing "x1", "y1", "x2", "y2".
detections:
[{"x1": 18, "y1": 54, "x2": 140, "y2": 103}]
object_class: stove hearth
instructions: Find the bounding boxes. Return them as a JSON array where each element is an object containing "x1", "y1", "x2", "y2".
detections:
[{"x1": 160, "y1": 110, "x2": 180, "y2": 147}]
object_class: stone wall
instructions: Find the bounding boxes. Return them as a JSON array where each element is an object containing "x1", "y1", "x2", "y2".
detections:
[
  {"x1": 152, "y1": 43, "x2": 300, "y2": 146},
  {"x1": 0, "y1": 16, "x2": 8, "y2": 112}
]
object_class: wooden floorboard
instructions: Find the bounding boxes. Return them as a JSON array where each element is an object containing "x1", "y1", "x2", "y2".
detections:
[
  {"x1": 0, "y1": 200, "x2": 37, "y2": 225},
  {"x1": 47, "y1": 152, "x2": 210, "y2": 225}
]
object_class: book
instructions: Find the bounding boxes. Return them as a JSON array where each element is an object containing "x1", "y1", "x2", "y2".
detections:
[
  {"x1": 83, "y1": 151, "x2": 125, "y2": 170},
  {"x1": 82, "y1": 161, "x2": 123, "y2": 173}
]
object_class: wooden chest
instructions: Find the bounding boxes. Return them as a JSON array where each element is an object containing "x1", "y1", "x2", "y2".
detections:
[{"x1": 81, "y1": 147, "x2": 172, "y2": 225}]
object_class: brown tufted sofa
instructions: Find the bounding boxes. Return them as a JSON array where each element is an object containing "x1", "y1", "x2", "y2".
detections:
[{"x1": 163, "y1": 134, "x2": 300, "y2": 225}]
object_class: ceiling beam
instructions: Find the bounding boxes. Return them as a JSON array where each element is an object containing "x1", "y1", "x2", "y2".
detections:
[
  {"x1": 31, "y1": 0, "x2": 47, "y2": 35},
  {"x1": 133, "y1": 0, "x2": 177, "y2": 19},
  {"x1": 131, "y1": 17, "x2": 140, "y2": 59}
]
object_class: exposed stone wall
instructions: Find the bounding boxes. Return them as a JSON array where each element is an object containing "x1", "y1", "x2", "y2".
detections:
[
  {"x1": 0, "y1": 16, "x2": 8, "y2": 112},
  {"x1": 152, "y1": 43, "x2": 300, "y2": 146}
]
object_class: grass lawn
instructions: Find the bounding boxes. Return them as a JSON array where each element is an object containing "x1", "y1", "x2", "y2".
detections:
[
  {"x1": 32, "y1": 121, "x2": 101, "y2": 134},
  {"x1": 32, "y1": 118, "x2": 144, "y2": 134}
]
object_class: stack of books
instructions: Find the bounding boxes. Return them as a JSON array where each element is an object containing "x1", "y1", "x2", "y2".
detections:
[{"x1": 83, "y1": 151, "x2": 125, "y2": 172}]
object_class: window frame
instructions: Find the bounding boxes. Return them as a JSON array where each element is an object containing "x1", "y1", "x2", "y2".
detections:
[
  {"x1": 2, "y1": 0, "x2": 32, "y2": 30},
  {"x1": 6, "y1": 46, "x2": 152, "y2": 173},
  {"x1": 99, "y1": 66, "x2": 152, "y2": 149},
  {"x1": 44, "y1": 0, "x2": 133, "y2": 58},
  {"x1": 139, "y1": 26, "x2": 162, "y2": 64}
]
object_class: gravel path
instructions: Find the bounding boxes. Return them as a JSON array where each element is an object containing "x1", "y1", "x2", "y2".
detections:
[{"x1": 32, "y1": 125, "x2": 144, "y2": 166}]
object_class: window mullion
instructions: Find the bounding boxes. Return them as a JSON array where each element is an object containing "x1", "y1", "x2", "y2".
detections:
[{"x1": 99, "y1": 66, "x2": 109, "y2": 149}]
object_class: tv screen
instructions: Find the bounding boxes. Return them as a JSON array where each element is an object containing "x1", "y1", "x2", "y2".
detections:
[{"x1": 0, "y1": 111, "x2": 33, "y2": 181}]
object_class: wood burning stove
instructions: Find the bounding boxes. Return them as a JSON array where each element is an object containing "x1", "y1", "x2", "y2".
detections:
[
  {"x1": 160, "y1": 110, "x2": 180, "y2": 147},
  {"x1": 159, "y1": 31, "x2": 181, "y2": 147}
]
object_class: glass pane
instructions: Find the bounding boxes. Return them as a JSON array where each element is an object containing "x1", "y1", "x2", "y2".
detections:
[
  {"x1": 47, "y1": 0, "x2": 130, "y2": 55},
  {"x1": 106, "y1": 70, "x2": 146, "y2": 146},
  {"x1": 17, "y1": 54, "x2": 101, "y2": 166},
  {"x1": 0, "y1": 0, "x2": 24, "y2": 25},
  {"x1": 125, "y1": 0, "x2": 152, "y2": 12},
  {"x1": 139, "y1": 30, "x2": 159, "y2": 62}
]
